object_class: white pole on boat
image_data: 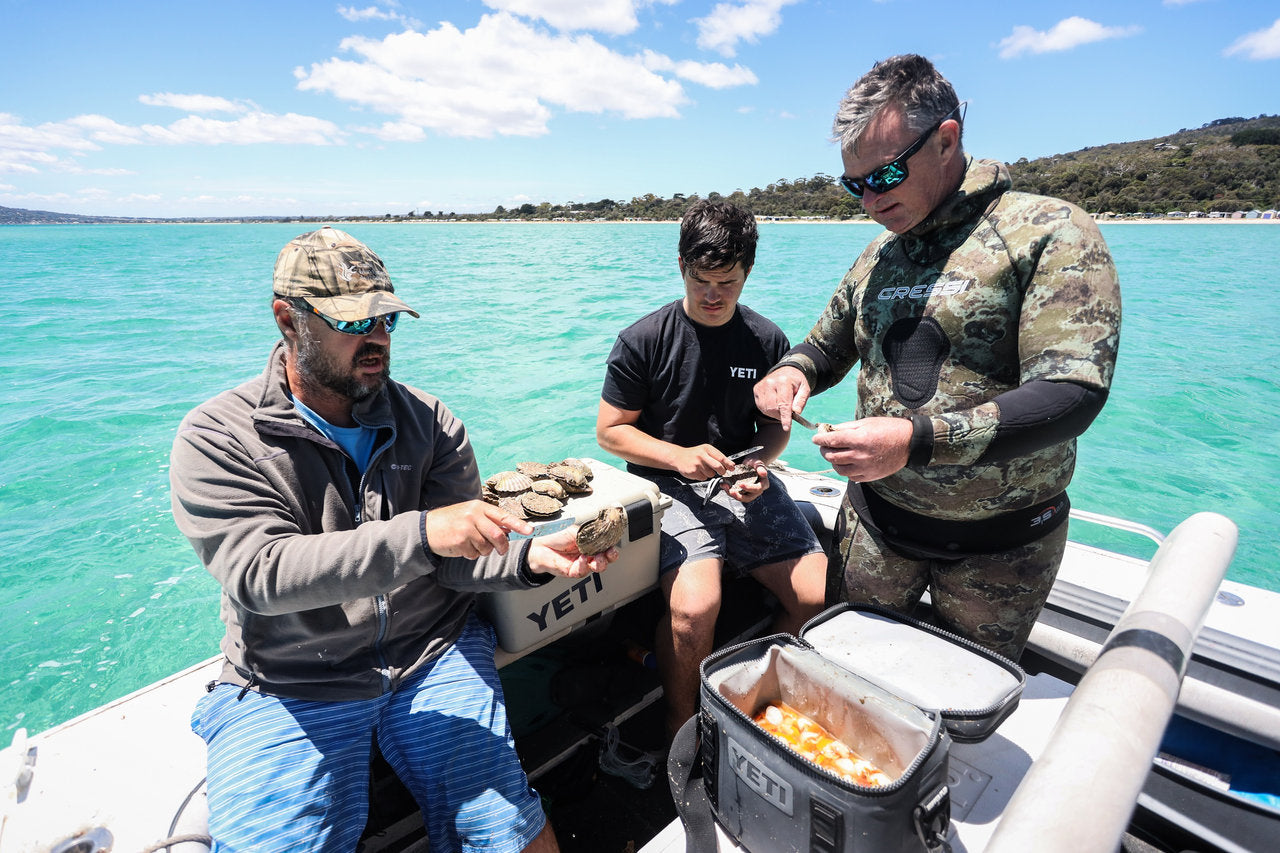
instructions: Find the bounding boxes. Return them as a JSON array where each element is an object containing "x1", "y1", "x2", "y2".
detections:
[{"x1": 985, "y1": 511, "x2": 1238, "y2": 853}]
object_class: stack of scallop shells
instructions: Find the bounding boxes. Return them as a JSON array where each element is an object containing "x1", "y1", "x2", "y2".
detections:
[
  {"x1": 482, "y1": 458, "x2": 595, "y2": 520},
  {"x1": 482, "y1": 459, "x2": 626, "y2": 555}
]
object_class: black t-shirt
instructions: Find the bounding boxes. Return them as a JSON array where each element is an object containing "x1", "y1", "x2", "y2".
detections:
[{"x1": 601, "y1": 300, "x2": 790, "y2": 475}]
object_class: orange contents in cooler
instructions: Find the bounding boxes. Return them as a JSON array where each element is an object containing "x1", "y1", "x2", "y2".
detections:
[{"x1": 753, "y1": 702, "x2": 893, "y2": 788}]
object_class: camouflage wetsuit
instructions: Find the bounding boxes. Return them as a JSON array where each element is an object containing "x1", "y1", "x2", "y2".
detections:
[{"x1": 774, "y1": 158, "x2": 1121, "y2": 658}]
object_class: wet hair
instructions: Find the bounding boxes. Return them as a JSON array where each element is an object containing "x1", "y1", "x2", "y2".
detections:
[
  {"x1": 678, "y1": 199, "x2": 758, "y2": 274},
  {"x1": 832, "y1": 54, "x2": 962, "y2": 154}
]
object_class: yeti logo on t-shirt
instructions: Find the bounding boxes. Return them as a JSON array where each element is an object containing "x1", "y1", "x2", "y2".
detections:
[{"x1": 729, "y1": 366, "x2": 758, "y2": 379}]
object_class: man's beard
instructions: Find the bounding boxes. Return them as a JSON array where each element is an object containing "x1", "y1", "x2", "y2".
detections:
[{"x1": 295, "y1": 323, "x2": 390, "y2": 402}]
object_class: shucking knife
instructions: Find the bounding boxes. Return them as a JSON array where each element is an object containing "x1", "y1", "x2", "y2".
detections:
[
  {"x1": 699, "y1": 445, "x2": 765, "y2": 506},
  {"x1": 506, "y1": 515, "x2": 577, "y2": 541}
]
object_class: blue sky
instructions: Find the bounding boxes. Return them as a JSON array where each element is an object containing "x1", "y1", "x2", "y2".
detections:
[{"x1": 3, "y1": 0, "x2": 1277, "y2": 217}]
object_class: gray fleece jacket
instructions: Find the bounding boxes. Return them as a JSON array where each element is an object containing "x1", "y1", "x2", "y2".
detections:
[{"x1": 170, "y1": 341, "x2": 543, "y2": 700}]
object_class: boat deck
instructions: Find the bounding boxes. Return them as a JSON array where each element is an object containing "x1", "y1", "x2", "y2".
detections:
[
  {"x1": 1, "y1": 656, "x2": 218, "y2": 853},
  {"x1": 5, "y1": 472, "x2": 1276, "y2": 853}
]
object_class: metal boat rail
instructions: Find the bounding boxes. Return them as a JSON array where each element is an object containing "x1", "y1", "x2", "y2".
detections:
[{"x1": 1068, "y1": 507, "x2": 1166, "y2": 546}]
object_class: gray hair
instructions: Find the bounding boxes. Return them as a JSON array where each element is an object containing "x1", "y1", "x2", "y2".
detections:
[
  {"x1": 273, "y1": 294, "x2": 311, "y2": 340},
  {"x1": 832, "y1": 54, "x2": 962, "y2": 153}
]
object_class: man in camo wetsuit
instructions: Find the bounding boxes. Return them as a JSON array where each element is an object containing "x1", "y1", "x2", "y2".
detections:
[{"x1": 753, "y1": 54, "x2": 1121, "y2": 660}]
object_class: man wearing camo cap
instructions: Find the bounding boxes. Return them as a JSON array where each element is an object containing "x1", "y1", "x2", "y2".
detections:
[
  {"x1": 754, "y1": 55, "x2": 1121, "y2": 660},
  {"x1": 171, "y1": 226, "x2": 613, "y2": 851}
]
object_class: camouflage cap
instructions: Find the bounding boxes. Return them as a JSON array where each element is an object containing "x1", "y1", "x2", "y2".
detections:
[{"x1": 272, "y1": 226, "x2": 419, "y2": 321}]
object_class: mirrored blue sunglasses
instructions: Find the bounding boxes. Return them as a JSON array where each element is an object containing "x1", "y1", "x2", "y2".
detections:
[
  {"x1": 839, "y1": 102, "x2": 965, "y2": 199},
  {"x1": 310, "y1": 306, "x2": 399, "y2": 335}
]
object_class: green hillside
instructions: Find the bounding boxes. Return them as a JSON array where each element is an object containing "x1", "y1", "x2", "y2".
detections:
[
  {"x1": 4, "y1": 115, "x2": 1278, "y2": 224},
  {"x1": 487, "y1": 114, "x2": 1280, "y2": 221},
  {"x1": 1007, "y1": 115, "x2": 1280, "y2": 215}
]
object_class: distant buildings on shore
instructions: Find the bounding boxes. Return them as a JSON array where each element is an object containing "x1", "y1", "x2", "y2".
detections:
[{"x1": 1093, "y1": 209, "x2": 1278, "y2": 221}]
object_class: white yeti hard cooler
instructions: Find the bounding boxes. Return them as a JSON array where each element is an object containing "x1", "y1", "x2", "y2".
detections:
[{"x1": 479, "y1": 457, "x2": 671, "y2": 656}]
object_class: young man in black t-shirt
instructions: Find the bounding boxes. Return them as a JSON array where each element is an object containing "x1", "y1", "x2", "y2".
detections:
[{"x1": 597, "y1": 201, "x2": 827, "y2": 739}]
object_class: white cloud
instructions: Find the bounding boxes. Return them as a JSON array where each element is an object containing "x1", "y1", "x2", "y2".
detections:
[
  {"x1": 998, "y1": 17, "x2": 1142, "y2": 59},
  {"x1": 296, "y1": 12, "x2": 749, "y2": 139},
  {"x1": 0, "y1": 109, "x2": 345, "y2": 176},
  {"x1": 338, "y1": 4, "x2": 420, "y2": 29},
  {"x1": 0, "y1": 114, "x2": 99, "y2": 174},
  {"x1": 641, "y1": 50, "x2": 758, "y2": 88},
  {"x1": 360, "y1": 121, "x2": 428, "y2": 142},
  {"x1": 339, "y1": 5, "x2": 396, "y2": 22},
  {"x1": 1, "y1": 191, "x2": 74, "y2": 205},
  {"x1": 694, "y1": 0, "x2": 800, "y2": 58},
  {"x1": 1225, "y1": 18, "x2": 1280, "y2": 60},
  {"x1": 55, "y1": 162, "x2": 135, "y2": 176},
  {"x1": 0, "y1": 161, "x2": 42, "y2": 175},
  {"x1": 138, "y1": 93, "x2": 247, "y2": 114},
  {"x1": 159, "y1": 113, "x2": 344, "y2": 145},
  {"x1": 481, "y1": 0, "x2": 676, "y2": 36}
]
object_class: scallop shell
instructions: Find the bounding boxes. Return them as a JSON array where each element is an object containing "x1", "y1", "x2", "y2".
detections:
[
  {"x1": 557, "y1": 458, "x2": 594, "y2": 480},
  {"x1": 721, "y1": 463, "x2": 760, "y2": 489},
  {"x1": 576, "y1": 505, "x2": 627, "y2": 555},
  {"x1": 516, "y1": 461, "x2": 551, "y2": 479},
  {"x1": 531, "y1": 479, "x2": 567, "y2": 501},
  {"x1": 498, "y1": 496, "x2": 527, "y2": 519},
  {"x1": 548, "y1": 464, "x2": 591, "y2": 494},
  {"x1": 486, "y1": 471, "x2": 534, "y2": 495},
  {"x1": 520, "y1": 492, "x2": 563, "y2": 518}
]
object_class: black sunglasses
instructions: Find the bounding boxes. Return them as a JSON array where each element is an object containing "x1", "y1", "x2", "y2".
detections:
[
  {"x1": 839, "y1": 103, "x2": 965, "y2": 199},
  {"x1": 310, "y1": 306, "x2": 399, "y2": 335}
]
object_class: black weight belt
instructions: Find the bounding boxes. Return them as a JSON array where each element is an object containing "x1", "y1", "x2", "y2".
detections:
[{"x1": 850, "y1": 482, "x2": 1069, "y2": 560}]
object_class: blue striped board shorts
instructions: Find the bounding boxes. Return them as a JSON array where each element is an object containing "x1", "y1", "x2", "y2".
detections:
[{"x1": 191, "y1": 613, "x2": 545, "y2": 853}]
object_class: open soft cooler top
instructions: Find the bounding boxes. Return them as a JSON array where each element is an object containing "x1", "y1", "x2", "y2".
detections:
[{"x1": 801, "y1": 604, "x2": 1026, "y2": 742}]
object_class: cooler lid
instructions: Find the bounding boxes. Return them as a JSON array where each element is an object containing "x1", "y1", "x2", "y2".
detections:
[
  {"x1": 800, "y1": 603, "x2": 1025, "y2": 742},
  {"x1": 570, "y1": 457, "x2": 673, "y2": 519}
]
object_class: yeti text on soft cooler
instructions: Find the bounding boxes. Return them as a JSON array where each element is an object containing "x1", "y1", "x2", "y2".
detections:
[
  {"x1": 525, "y1": 573, "x2": 605, "y2": 632},
  {"x1": 729, "y1": 366, "x2": 758, "y2": 379},
  {"x1": 877, "y1": 280, "x2": 971, "y2": 300},
  {"x1": 728, "y1": 737, "x2": 794, "y2": 815}
]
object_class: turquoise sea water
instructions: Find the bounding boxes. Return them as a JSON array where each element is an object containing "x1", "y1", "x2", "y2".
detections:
[{"x1": 2, "y1": 221, "x2": 1278, "y2": 736}]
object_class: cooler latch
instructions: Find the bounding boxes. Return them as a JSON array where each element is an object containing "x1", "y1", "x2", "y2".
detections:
[
  {"x1": 913, "y1": 784, "x2": 952, "y2": 852},
  {"x1": 623, "y1": 497, "x2": 654, "y2": 542}
]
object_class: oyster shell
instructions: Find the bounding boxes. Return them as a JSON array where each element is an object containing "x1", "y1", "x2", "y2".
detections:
[
  {"x1": 520, "y1": 492, "x2": 563, "y2": 518},
  {"x1": 576, "y1": 505, "x2": 627, "y2": 555}
]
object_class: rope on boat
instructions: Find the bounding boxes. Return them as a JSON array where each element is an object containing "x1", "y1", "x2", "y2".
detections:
[{"x1": 139, "y1": 833, "x2": 214, "y2": 853}]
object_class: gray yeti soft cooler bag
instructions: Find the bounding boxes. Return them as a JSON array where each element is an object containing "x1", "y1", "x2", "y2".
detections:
[{"x1": 671, "y1": 603, "x2": 1025, "y2": 853}]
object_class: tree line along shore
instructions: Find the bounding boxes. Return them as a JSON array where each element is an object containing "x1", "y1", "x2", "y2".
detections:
[{"x1": 3, "y1": 116, "x2": 1277, "y2": 226}]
